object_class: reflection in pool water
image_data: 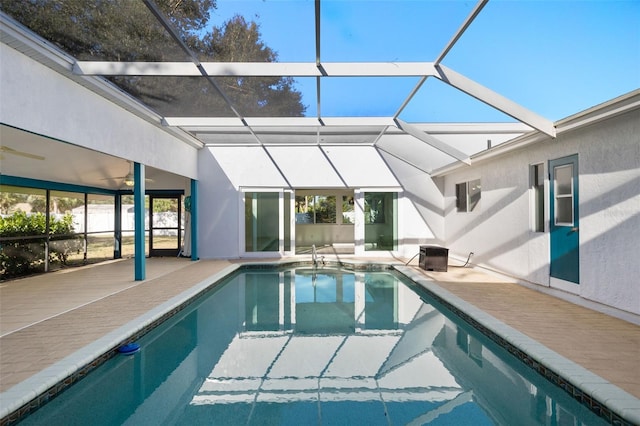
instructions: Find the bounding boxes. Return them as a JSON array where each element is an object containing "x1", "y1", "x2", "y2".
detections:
[{"x1": 20, "y1": 268, "x2": 606, "y2": 425}]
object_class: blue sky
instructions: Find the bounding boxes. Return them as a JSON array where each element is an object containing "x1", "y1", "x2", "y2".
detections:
[{"x1": 212, "y1": 0, "x2": 640, "y2": 122}]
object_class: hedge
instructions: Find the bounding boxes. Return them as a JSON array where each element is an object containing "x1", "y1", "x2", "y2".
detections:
[{"x1": 0, "y1": 211, "x2": 80, "y2": 279}]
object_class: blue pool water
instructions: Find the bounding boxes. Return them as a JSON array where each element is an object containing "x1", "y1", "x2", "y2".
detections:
[{"x1": 20, "y1": 267, "x2": 606, "y2": 425}]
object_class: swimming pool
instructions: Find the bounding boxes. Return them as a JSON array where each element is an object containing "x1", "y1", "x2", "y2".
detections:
[
  {"x1": 17, "y1": 268, "x2": 604, "y2": 425},
  {"x1": 16, "y1": 265, "x2": 610, "y2": 425}
]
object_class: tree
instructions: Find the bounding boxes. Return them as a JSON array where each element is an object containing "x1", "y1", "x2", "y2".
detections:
[
  {"x1": 0, "y1": 191, "x2": 27, "y2": 215},
  {"x1": 151, "y1": 198, "x2": 178, "y2": 213},
  {"x1": 198, "y1": 15, "x2": 306, "y2": 117},
  {"x1": 0, "y1": 0, "x2": 306, "y2": 117},
  {"x1": 315, "y1": 195, "x2": 336, "y2": 224},
  {"x1": 0, "y1": 0, "x2": 213, "y2": 61},
  {"x1": 131, "y1": 15, "x2": 307, "y2": 117}
]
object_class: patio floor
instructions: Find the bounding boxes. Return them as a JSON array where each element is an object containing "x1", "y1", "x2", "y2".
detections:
[{"x1": 0, "y1": 256, "x2": 638, "y2": 420}]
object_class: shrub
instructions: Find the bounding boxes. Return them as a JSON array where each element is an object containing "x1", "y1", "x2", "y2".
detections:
[{"x1": 0, "y1": 211, "x2": 79, "y2": 279}]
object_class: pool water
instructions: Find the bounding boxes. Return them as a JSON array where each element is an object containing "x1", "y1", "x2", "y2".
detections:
[{"x1": 21, "y1": 267, "x2": 606, "y2": 425}]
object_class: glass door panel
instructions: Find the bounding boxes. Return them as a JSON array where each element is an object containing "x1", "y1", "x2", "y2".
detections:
[
  {"x1": 554, "y1": 164, "x2": 574, "y2": 225},
  {"x1": 364, "y1": 192, "x2": 397, "y2": 251},
  {"x1": 245, "y1": 192, "x2": 279, "y2": 252},
  {"x1": 149, "y1": 195, "x2": 181, "y2": 257},
  {"x1": 284, "y1": 191, "x2": 292, "y2": 252}
]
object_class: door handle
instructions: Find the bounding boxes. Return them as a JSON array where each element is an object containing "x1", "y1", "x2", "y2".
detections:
[{"x1": 571, "y1": 227, "x2": 579, "y2": 232}]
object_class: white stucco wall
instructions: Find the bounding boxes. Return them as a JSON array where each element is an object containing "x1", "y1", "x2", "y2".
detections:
[
  {"x1": 442, "y1": 108, "x2": 640, "y2": 315},
  {"x1": 0, "y1": 43, "x2": 198, "y2": 179},
  {"x1": 197, "y1": 148, "x2": 242, "y2": 258},
  {"x1": 378, "y1": 151, "x2": 444, "y2": 259},
  {"x1": 576, "y1": 112, "x2": 639, "y2": 313},
  {"x1": 196, "y1": 145, "x2": 441, "y2": 259}
]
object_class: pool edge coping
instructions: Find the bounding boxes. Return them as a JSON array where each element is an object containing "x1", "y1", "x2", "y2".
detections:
[
  {"x1": 1, "y1": 260, "x2": 639, "y2": 425},
  {"x1": 0, "y1": 263, "x2": 242, "y2": 424},
  {"x1": 394, "y1": 265, "x2": 640, "y2": 426}
]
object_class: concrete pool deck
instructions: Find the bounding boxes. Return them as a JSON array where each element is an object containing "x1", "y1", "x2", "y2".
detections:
[{"x1": 0, "y1": 257, "x2": 639, "y2": 424}]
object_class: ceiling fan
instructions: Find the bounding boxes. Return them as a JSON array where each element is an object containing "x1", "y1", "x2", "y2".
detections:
[
  {"x1": 104, "y1": 162, "x2": 154, "y2": 187},
  {"x1": 0, "y1": 146, "x2": 45, "y2": 161}
]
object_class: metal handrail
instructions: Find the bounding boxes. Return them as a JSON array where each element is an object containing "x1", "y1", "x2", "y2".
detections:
[{"x1": 312, "y1": 244, "x2": 317, "y2": 266}]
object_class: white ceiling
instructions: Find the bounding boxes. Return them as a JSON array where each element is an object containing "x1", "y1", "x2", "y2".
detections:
[{"x1": 0, "y1": 124, "x2": 188, "y2": 191}]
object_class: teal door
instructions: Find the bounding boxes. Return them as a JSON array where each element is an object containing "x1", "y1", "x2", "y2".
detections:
[{"x1": 549, "y1": 155, "x2": 579, "y2": 284}]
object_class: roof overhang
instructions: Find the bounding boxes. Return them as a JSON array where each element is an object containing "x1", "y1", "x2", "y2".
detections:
[{"x1": 431, "y1": 89, "x2": 640, "y2": 177}]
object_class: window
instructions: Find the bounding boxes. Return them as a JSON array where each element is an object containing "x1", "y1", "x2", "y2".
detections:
[
  {"x1": 86, "y1": 193, "x2": 117, "y2": 262},
  {"x1": 530, "y1": 164, "x2": 545, "y2": 232},
  {"x1": 295, "y1": 195, "x2": 336, "y2": 224},
  {"x1": 342, "y1": 195, "x2": 354, "y2": 224},
  {"x1": 121, "y1": 194, "x2": 150, "y2": 257},
  {"x1": 456, "y1": 179, "x2": 481, "y2": 212},
  {"x1": 0, "y1": 185, "x2": 122, "y2": 277},
  {"x1": 554, "y1": 164, "x2": 574, "y2": 225},
  {"x1": 456, "y1": 182, "x2": 467, "y2": 212}
]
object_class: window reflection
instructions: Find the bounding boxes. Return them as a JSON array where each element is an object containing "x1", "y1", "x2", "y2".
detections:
[
  {"x1": 241, "y1": 270, "x2": 399, "y2": 335},
  {"x1": 244, "y1": 273, "x2": 281, "y2": 332}
]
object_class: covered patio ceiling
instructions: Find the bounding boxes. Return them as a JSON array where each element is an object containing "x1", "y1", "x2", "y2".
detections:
[{"x1": 3, "y1": 0, "x2": 635, "y2": 189}]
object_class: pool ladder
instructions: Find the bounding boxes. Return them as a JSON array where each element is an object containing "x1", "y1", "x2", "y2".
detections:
[{"x1": 311, "y1": 244, "x2": 325, "y2": 267}]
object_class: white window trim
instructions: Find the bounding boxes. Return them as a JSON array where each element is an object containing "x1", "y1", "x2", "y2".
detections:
[
  {"x1": 529, "y1": 162, "x2": 547, "y2": 232},
  {"x1": 456, "y1": 179, "x2": 481, "y2": 213}
]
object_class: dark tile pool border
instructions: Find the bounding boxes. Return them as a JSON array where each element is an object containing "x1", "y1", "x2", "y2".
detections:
[
  {"x1": 2, "y1": 261, "x2": 638, "y2": 425},
  {"x1": 394, "y1": 265, "x2": 640, "y2": 426},
  {"x1": 0, "y1": 264, "x2": 244, "y2": 426}
]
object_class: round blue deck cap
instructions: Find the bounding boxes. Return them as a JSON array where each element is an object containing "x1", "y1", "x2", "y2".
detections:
[{"x1": 118, "y1": 343, "x2": 140, "y2": 355}]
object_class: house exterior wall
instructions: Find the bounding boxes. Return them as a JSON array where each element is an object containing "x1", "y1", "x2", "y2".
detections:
[
  {"x1": 196, "y1": 145, "x2": 439, "y2": 259},
  {"x1": 442, "y1": 108, "x2": 640, "y2": 315},
  {"x1": 0, "y1": 43, "x2": 198, "y2": 179},
  {"x1": 5, "y1": 29, "x2": 636, "y2": 315},
  {"x1": 378, "y1": 151, "x2": 444, "y2": 258}
]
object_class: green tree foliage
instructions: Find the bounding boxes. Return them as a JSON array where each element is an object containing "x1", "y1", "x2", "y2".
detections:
[
  {"x1": 151, "y1": 198, "x2": 178, "y2": 213},
  {"x1": 0, "y1": 211, "x2": 78, "y2": 279},
  {"x1": 0, "y1": 0, "x2": 212, "y2": 60},
  {"x1": 0, "y1": 191, "x2": 27, "y2": 214},
  {"x1": 295, "y1": 195, "x2": 336, "y2": 224},
  {"x1": 27, "y1": 195, "x2": 85, "y2": 214},
  {"x1": 199, "y1": 15, "x2": 306, "y2": 116},
  {"x1": 314, "y1": 196, "x2": 336, "y2": 224},
  {"x1": 0, "y1": 0, "x2": 306, "y2": 117}
]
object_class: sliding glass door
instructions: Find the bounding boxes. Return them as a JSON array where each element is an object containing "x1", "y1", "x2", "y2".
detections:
[
  {"x1": 242, "y1": 189, "x2": 293, "y2": 255},
  {"x1": 364, "y1": 192, "x2": 397, "y2": 251},
  {"x1": 242, "y1": 189, "x2": 398, "y2": 256}
]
